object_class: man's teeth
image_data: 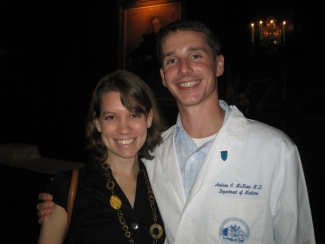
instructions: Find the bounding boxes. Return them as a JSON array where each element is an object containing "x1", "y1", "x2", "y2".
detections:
[
  {"x1": 179, "y1": 80, "x2": 200, "y2": 87},
  {"x1": 117, "y1": 139, "x2": 135, "y2": 144}
]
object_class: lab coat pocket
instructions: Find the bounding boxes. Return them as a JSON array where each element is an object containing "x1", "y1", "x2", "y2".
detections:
[{"x1": 207, "y1": 197, "x2": 269, "y2": 244}]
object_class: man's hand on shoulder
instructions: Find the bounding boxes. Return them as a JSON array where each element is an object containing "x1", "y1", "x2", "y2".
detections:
[{"x1": 37, "y1": 193, "x2": 54, "y2": 225}]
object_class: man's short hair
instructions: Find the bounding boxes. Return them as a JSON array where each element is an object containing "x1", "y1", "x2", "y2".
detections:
[{"x1": 157, "y1": 19, "x2": 221, "y2": 66}]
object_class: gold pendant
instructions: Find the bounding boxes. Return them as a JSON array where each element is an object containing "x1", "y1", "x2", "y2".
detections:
[
  {"x1": 110, "y1": 195, "x2": 122, "y2": 210},
  {"x1": 150, "y1": 223, "x2": 163, "y2": 239}
]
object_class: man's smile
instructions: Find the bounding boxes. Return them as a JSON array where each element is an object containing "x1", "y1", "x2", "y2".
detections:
[{"x1": 178, "y1": 80, "x2": 200, "y2": 88}]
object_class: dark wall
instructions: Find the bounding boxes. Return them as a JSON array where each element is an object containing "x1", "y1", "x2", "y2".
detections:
[{"x1": 0, "y1": 1, "x2": 120, "y2": 162}]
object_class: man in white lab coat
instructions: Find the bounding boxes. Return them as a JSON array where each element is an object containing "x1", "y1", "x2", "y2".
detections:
[
  {"x1": 37, "y1": 20, "x2": 315, "y2": 243},
  {"x1": 143, "y1": 19, "x2": 315, "y2": 243}
]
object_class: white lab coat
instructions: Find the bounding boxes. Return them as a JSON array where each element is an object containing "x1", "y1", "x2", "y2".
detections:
[{"x1": 144, "y1": 105, "x2": 315, "y2": 244}]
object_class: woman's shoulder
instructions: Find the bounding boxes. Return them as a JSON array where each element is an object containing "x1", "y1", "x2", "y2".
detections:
[{"x1": 46, "y1": 170, "x2": 76, "y2": 210}]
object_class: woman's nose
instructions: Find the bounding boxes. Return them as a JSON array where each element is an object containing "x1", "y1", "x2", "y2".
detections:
[{"x1": 117, "y1": 119, "x2": 132, "y2": 134}]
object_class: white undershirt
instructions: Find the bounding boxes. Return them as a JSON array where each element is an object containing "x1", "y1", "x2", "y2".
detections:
[{"x1": 192, "y1": 133, "x2": 218, "y2": 148}]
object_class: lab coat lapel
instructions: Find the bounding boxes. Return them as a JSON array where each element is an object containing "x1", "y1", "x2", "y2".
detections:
[
  {"x1": 187, "y1": 107, "x2": 247, "y2": 203},
  {"x1": 157, "y1": 127, "x2": 187, "y2": 204}
]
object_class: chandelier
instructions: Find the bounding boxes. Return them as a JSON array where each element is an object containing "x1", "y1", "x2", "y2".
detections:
[{"x1": 251, "y1": 15, "x2": 286, "y2": 54}]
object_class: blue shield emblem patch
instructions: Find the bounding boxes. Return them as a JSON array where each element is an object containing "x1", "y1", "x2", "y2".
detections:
[{"x1": 221, "y1": 151, "x2": 228, "y2": 161}]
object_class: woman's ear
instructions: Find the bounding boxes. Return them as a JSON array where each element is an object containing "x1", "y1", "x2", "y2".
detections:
[
  {"x1": 147, "y1": 110, "x2": 153, "y2": 128},
  {"x1": 94, "y1": 119, "x2": 101, "y2": 132}
]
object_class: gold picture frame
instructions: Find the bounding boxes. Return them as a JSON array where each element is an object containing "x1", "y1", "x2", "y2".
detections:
[{"x1": 118, "y1": 0, "x2": 182, "y2": 69}]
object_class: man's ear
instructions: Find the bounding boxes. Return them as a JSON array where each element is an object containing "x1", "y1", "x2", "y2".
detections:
[
  {"x1": 160, "y1": 68, "x2": 167, "y2": 87},
  {"x1": 216, "y1": 55, "x2": 225, "y2": 77}
]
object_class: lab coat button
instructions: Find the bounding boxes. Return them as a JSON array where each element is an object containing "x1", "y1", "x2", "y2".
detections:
[
  {"x1": 191, "y1": 156, "x2": 195, "y2": 161},
  {"x1": 182, "y1": 217, "x2": 190, "y2": 224}
]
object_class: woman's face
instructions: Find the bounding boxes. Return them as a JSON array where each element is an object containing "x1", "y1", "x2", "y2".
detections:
[{"x1": 95, "y1": 91, "x2": 152, "y2": 162}]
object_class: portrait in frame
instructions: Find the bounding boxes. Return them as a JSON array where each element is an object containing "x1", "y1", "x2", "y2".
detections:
[{"x1": 118, "y1": 0, "x2": 182, "y2": 98}]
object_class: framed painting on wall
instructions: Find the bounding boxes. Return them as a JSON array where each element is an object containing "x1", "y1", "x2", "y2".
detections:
[{"x1": 118, "y1": 0, "x2": 182, "y2": 98}]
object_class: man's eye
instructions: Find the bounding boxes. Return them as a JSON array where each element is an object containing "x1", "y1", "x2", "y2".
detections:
[
  {"x1": 192, "y1": 54, "x2": 201, "y2": 59},
  {"x1": 166, "y1": 58, "x2": 176, "y2": 64}
]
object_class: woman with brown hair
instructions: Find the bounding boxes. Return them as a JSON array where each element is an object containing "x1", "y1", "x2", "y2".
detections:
[{"x1": 38, "y1": 70, "x2": 166, "y2": 244}]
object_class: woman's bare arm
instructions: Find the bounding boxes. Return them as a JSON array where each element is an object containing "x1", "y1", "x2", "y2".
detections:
[{"x1": 38, "y1": 204, "x2": 67, "y2": 244}]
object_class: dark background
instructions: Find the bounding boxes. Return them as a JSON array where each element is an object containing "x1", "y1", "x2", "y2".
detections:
[{"x1": 0, "y1": 0, "x2": 323, "y2": 242}]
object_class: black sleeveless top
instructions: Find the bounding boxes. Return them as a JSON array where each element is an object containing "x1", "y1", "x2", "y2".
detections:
[{"x1": 47, "y1": 157, "x2": 165, "y2": 244}]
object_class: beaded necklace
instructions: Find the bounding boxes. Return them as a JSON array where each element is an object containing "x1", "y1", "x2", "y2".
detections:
[{"x1": 101, "y1": 162, "x2": 164, "y2": 244}]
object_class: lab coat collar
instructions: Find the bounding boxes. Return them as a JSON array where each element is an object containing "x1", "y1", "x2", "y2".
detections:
[
  {"x1": 227, "y1": 105, "x2": 247, "y2": 141},
  {"x1": 158, "y1": 126, "x2": 187, "y2": 204}
]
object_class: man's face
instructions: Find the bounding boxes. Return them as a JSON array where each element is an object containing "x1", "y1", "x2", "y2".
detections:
[
  {"x1": 151, "y1": 18, "x2": 162, "y2": 34},
  {"x1": 159, "y1": 30, "x2": 224, "y2": 108}
]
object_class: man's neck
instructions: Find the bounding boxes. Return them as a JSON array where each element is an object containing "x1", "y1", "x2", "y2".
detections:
[{"x1": 178, "y1": 98, "x2": 225, "y2": 139}]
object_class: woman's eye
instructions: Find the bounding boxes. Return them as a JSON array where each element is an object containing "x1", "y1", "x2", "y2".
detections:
[{"x1": 105, "y1": 116, "x2": 115, "y2": 120}]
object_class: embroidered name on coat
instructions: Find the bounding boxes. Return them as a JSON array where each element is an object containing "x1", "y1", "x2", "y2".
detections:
[{"x1": 214, "y1": 182, "x2": 262, "y2": 196}]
